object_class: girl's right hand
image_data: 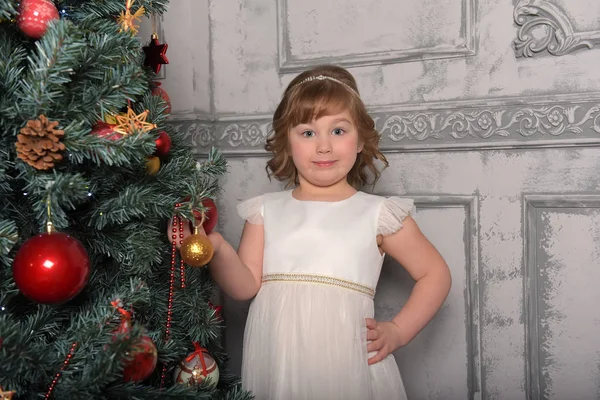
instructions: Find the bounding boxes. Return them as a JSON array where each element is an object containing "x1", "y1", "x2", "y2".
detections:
[
  {"x1": 207, "y1": 230, "x2": 225, "y2": 253},
  {"x1": 196, "y1": 224, "x2": 225, "y2": 254}
]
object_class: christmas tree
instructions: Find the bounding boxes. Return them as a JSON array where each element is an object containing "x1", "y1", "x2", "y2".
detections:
[{"x1": 0, "y1": 1, "x2": 251, "y2": 398}]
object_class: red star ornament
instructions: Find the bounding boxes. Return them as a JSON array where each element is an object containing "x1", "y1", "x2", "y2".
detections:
[{"x1": 143, "y1": 34, "x2": 169, "y2": 75}]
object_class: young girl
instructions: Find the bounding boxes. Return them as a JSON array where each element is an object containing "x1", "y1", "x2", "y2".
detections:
[{"x1": 203, "y1": 65, "x2": 451, "y2": 399}]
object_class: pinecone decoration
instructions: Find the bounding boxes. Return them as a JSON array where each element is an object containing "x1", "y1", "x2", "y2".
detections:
[{"x1": 15, "y1": 115, "x2": 66, "y2": 170}]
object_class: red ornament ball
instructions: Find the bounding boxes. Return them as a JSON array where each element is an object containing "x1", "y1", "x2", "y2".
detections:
[
  {"x1": 122, "y1": 335, "x2": 158, "y2": 382},
  {"x1": 18, "y1": 0, "x2": 59, "y2": 40},
  {"x1": 193, "y1": 198, "x2": 219, "y2": 234},
  {"x1": 90, "y1": 121, "x2": 122, "y2": 141},
  {"x1": 154, "y1": 131, "x2": 171, "y2": 157},
  {"x1": 151, "y1": 82, "x2": 172, "y2": 114},
  {"x1": 12, "y1": 232, "x2": 90, "y2": 304}
]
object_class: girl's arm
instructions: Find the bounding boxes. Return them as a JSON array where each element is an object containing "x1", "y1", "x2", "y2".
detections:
[
  {"x1": 204, "y1": 221, "x2": 264, "y2": 301},
  {"x1": 366, "y1": 216, "x2": 451, "y2": 364}
]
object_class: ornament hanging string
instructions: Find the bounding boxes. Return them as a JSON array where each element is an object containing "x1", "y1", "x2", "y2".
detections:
[
  {"x1": 191, "y1": 207, "x2": 206, "y2": 236},
  {"x1": 46, "y1": 195, "x2": 53, "y2": 233},
  {"x1": 45, "y1": 183, "x2": 55, "y2": 234},
  {"x1": 152, "y1": 13, "x2": 158, "y2": 39}
]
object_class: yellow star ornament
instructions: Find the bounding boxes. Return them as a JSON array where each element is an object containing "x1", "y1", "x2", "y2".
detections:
[
  {"x1": 113, "y1": 107, "x2": 157, "y2": 136},
  {"x1": 117, "y1": 0, "x2": 145, "y2": 34}
]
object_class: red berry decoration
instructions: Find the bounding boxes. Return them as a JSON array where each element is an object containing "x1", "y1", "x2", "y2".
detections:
[
  {"x1": 154, "y1": 131, "x2": 171, "y2": 157},
  {"x1": 193, "y1": 198, "x2": 219, "y2": 234},
  {"x1": 90, "y1": 121, "x2": 122, "y2": 141},
  {"x1": 122, "y1": 335, "x2": 158, "y2": 382},
  {"x1": 18, "y1": 0, "x2": 59, "y2": 40},
  {"x1": 151, "y1": 82, "x2": 171, "y2": 114},
  {"x1": 12, "y1": 232, "x2": 90, "y2": 304}
]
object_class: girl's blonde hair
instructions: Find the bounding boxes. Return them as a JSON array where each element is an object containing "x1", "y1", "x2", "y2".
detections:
[{"x1": 265, "y1": 65, "x2": 389, "y2": 188}]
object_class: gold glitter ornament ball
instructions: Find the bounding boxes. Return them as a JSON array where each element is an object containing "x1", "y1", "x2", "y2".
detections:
[
  {"x1": 145, "y1": 156, "x2": 160, "y2": 175},
  {"x1": 179, "y1": 232, "x2": 214, "y2": 266}
]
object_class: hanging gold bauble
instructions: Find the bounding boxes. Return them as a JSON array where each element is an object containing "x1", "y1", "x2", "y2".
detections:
[
  {"x1": 146, "y1": 156, "x2": 160, "y2": 175},
  {"x1": 179, "y1": 227, "x2": 214, "y2": 267}
]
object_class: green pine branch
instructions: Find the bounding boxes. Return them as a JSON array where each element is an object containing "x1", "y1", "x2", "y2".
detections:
[
  {"x1": 0, "y1": 219, "x2": 18, "y2": 262},
  {"x1": 13, "y1": 19, "x2": 88, "y2": 118},
  {"x1": 65, "y1": 123, "x2": 157, "y2": 167},
  {"x1": 0, "y1": 0, "x2": 16, "y2": 20},
  {"x1": 60, "y1": 0, "x2": 170, "y2": 23}
]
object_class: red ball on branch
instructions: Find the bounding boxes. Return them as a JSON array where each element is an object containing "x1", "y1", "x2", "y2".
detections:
[
  {"x1": 179, "y1": 197, "x2": 219, "y2": 234},
  {"x1": 12, "y1": 232, "x2": 90, "y2": 304},
  {"x1": 122, "y1": 335, "x2": 158, "y2": 382},
  {"x1": 193, "y1": 198, "x2": 219, "y2": 234},
  {"x1": 154, "y1": 131, "x2": 171, "y2": 157},
  {"x1": 151, "y1": 82, "x2": 172, "y2": 114},
  {"x1": 17, "y1": 0, "x2": 59, "y2": 40},
  {"x1": 90, "y1": 121, "x2": 122, "y2": 141}
]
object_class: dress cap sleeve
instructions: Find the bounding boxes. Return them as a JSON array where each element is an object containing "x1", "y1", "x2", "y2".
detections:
[
  {"x1": 377, "y1": 197, "x2": 416, "y2": 236},
  {"x1": 237, "y1": 195, "x2": 264, "y2": 224}
]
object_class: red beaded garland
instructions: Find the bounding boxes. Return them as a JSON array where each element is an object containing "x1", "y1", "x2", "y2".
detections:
[
  {"x1": 161, "y1": 209, "x2": 181, "y2": 386},
  {"x1": 45, "y1": 342, "x2": 77, "y2": 399},
  {"x1": 178, "y1": 217, "x2": 186, "y2": 288}
]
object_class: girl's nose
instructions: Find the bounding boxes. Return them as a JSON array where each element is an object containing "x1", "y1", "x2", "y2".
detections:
[{"x1": 316, "y1": 135, "x2": 332, "y2": 154}]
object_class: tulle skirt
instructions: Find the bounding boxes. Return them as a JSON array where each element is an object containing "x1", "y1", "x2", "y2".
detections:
[{"x1": 241, "y1": 281, "x2": 408, "y2": 400}]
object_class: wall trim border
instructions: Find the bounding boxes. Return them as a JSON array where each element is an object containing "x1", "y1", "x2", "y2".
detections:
[
  {"x1": 169, "y1": 93, "x2": 600, "y2": 157},
  {"x1": 409, "y1": 195, "x2": 482, "y2": 399},
  {"x1": 275, "y1": 0, "x2": 478, "y2": 72},
  {"x1": 522, "y1": 194, "x2": 600, "y2": 400}
]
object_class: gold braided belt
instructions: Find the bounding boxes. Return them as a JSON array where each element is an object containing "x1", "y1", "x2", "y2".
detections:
[{"x1": 261, "y1": 273, "x2": 375, "y2": 298}]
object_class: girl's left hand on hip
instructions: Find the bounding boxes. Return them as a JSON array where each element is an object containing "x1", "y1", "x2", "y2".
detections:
[{"x1": 365, "y1": 318, "x2": 404, "y2": 365}]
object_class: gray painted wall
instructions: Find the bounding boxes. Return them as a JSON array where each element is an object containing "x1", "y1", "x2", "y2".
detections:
[{"x1": 153, "y1": 0, "x2": 600, "y2": 398}]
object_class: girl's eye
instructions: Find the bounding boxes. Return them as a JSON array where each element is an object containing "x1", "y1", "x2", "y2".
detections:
[
  {"x1": 332, "y1": 128, "x2": 345, "y2": 135},
  {"x1": 302, "y1": 130, "x2": 315, "y2": 138}
]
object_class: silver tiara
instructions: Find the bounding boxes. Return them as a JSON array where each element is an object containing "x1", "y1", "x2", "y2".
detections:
[{"x1": 295, "y1": 75, "x2": 359, "y2": 97}]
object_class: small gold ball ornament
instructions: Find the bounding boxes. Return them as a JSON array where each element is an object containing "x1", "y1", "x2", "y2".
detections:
[
  {"x1": 146, "y1": 156, "x2": 160, "y2": 175},
  {"x1": 179, "y1": 226, "x2": 214, "y2": 266}
]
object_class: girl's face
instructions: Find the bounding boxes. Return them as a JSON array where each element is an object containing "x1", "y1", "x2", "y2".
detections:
[{"x1": 288, "y1": 109, "x2": 363, "y2": 190}]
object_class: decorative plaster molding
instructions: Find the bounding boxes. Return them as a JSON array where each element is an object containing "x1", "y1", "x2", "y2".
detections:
[
  {"x1": 377, "y1": 102, "x2": 600, "y2": 149},
  {"x1": 407, "y1": 195, "x2": 481, "y2": 399},
  {"x1": 276, "y1": 0, "x2": 477, "y2": 72},
  {"x1": 522, "y1": 194, "x2": 600, "y2": 400},
  {"x1": 514, "y1": 0, "x2": 600, "y2": 57},
  {"x1": 169, "y1": 94, "x2": 600, "y2": 157}
]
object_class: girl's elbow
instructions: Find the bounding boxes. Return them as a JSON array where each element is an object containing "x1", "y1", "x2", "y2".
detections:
[
  {"x1": 231, "y1": 292, "x2": 255, "y2": 301},
  {"x1": 229, "y1": 282, "x2": 261, "y2": 301},
  {"x1": 442, "y1": 263, "x2": 452, "y2": 295}
]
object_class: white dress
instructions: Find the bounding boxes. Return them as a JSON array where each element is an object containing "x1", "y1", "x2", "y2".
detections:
[{"x1": 237, "y1": 190, "x2": 415, "y2": 400}]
